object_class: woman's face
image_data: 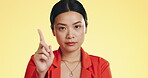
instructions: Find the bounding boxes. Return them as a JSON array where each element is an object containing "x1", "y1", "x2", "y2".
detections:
[{"x1": 53, "y1": 11, "x2": 87, "y2": 52}]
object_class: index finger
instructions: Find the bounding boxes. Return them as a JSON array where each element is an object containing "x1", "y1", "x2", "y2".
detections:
[{"x1": 38, "y1": 29, "x2": 45, "y2": 42}]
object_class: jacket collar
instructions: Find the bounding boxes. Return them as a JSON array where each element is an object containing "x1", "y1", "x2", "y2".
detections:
[
  {"x1": 52, "y1": 47, "x2": 61, "y2": 68},
  {"x1": 52, "y1": 47, "x2": 92, "y2": 68},
  {"x1": 80, "y1": 48, "x2": 93, "y2": 78},
  {"x1": 80, "y1": 48, "x2": 92, "y2": 68}
]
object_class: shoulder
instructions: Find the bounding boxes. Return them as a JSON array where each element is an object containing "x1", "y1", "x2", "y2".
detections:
[
  {"x1": 89, "y1": 54, "x2": 109, "y2": 62},
  {"x1": 88, "y1": 54, "x2": 111, "y2": 73},
  {"x1": 88, "y1": 54, "x2": 112, "y2": 77},
  {"x1": 89, "y1": 54, "x2": 110, "y2": 66}
]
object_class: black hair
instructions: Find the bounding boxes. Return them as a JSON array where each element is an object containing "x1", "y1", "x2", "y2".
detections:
[{"x1": 50, "y1": 0, "x2": 88, "y2": 30}]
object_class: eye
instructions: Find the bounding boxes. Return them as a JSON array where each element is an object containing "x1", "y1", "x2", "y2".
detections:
[
  {"x1": 74, "y1": 25, "x2": 81, "y2": 29},
  {"x1": 59, "y1": 27, "x2": 66, "y2": 30}
]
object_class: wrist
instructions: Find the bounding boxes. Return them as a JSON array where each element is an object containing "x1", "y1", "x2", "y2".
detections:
[{"x1": 37, "y1": 69, "x2": 48, "y2": 78}]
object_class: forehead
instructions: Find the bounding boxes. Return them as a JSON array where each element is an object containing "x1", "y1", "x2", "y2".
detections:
[{"x1": 54, "y1": 11, "x2": 84, "y2": 24}]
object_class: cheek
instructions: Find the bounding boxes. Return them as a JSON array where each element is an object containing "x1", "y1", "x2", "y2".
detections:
[
  {"x1": 55, "y1": 31, "x2": 66, "y2": 42},
  {"x1": 76, "y1": 30, "x2": 85, "y2": 41}
]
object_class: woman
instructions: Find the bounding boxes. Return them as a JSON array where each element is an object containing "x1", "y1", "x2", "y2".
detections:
[{"x1": 25, "y1": 0, "x2": 112, "y2": 78}]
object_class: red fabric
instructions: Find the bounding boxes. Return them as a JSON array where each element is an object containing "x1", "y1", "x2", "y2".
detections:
[{"x1": 25, "y1": 48, "x2": 112, "y2": 78}]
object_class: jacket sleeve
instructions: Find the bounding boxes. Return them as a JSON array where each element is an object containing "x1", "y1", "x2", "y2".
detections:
[
  {"x1": 24, "y1": 55, "x2": 39, "y2": 78},
  {"x1": 100, "y1": 58, "x2": 112, "y2": 78}
]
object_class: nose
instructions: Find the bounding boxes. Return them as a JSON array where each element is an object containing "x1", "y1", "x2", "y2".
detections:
[{"x1": 66, "y1": 28, "x2": 75, "y2": 39}]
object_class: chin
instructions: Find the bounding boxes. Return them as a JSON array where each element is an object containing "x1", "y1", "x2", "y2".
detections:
[{"x1": 61, "y1": 46, "x2": 80, "y2": 53}]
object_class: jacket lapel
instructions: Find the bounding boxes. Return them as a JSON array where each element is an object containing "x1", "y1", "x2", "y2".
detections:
[
  {"x1": 51, "y1": 67, "x2": 60, "y2": 78},
  {"x1": 80, "y1": 48, "x2": 94, "y2": 78},
  {"x1": 51, "y1": 49, "x2": 61, "y2": 78},
  {"x1": 81, "y1": 68, "x2": 92, "y2": 78}
]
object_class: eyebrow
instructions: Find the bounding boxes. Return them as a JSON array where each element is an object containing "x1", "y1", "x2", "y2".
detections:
[
  {"x1": 73, "y1": 21, "x2": 82, "y2": 25},
  {"x1": 56, "y1": 21, "x2": 82, "y2": 26},
  {"x1": 56, "y1": 23, "x2": 67, "y2": 26}
]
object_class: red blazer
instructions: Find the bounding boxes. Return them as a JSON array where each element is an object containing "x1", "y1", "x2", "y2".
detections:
[{"x1": 25, "y1": 48, "x2": 112, "y2": 78}]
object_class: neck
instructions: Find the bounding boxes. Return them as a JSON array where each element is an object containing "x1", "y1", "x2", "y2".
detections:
[{"x1": 60, "y1": 48, "x2": 81, "y2": 62}]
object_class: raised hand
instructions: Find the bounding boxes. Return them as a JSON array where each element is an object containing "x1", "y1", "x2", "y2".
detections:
[{"x1": 34, "y1": 29, "x2": 54, "y2": 78}]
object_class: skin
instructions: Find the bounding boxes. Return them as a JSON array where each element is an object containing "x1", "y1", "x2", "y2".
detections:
[
  {"x1": 34, "y1": 11, "x2": 87, "y2": 78},
  {"x1": 53, "y1": 11, "x2": 87, "y2": 58},
  {"x1": 34, "y1": 29, "x2": 54, "y2": 78}
]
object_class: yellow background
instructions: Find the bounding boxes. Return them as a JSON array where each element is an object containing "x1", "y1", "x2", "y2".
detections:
[{"x1": 0, "y1": 0, "x2": 147, "y2": 78}]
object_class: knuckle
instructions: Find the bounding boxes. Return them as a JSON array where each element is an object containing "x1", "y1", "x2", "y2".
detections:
[
  {"x1": 41, "y1": 54, "x2": 44, "y2": 57},
  {"x1": 40, "y1": 41, "x2": 45, "y2": 46}
]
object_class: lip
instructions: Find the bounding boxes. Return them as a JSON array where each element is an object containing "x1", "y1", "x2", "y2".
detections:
[{"x1": 65, "y1": 42, "x2": 77, "y2": 46}]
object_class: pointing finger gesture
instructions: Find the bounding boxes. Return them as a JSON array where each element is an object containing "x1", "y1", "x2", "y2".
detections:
[{"x1": 34, "y1": 29, "x2": 54, "y2": 77}]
